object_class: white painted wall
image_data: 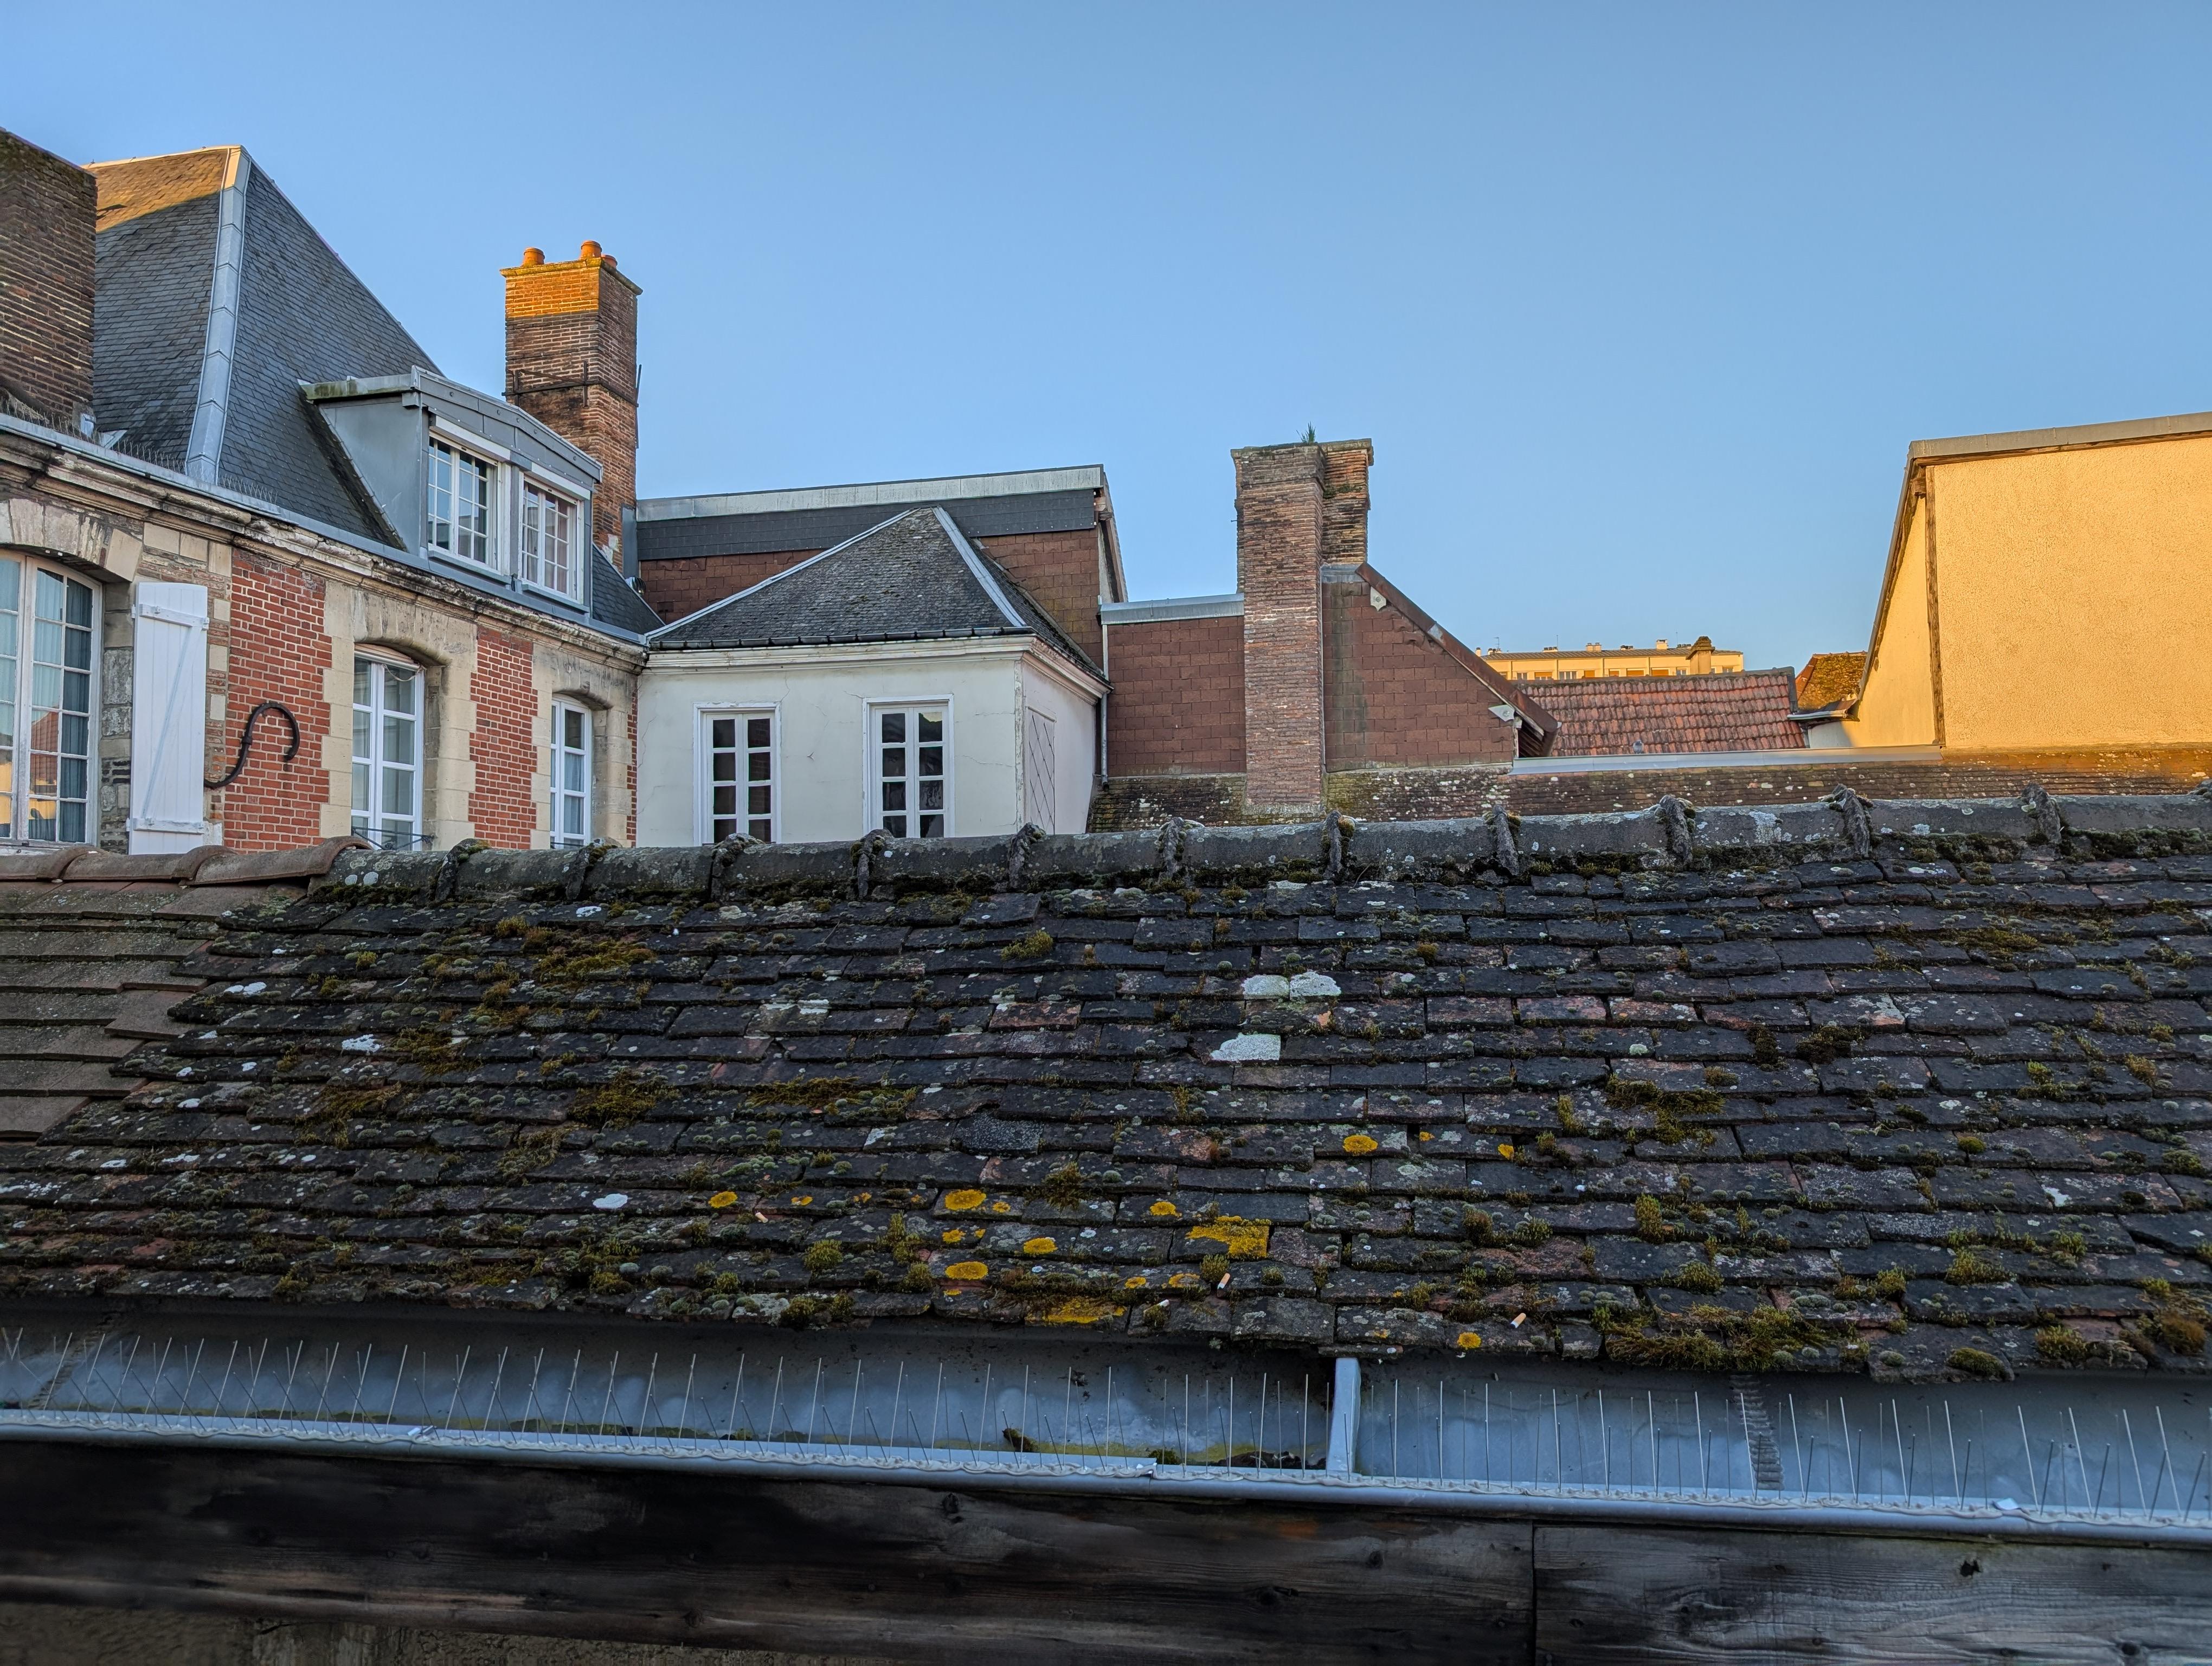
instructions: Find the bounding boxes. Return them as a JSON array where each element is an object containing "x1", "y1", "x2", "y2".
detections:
[{"x1": 636, "y1": 638, "x2": 1100, "y2": 846}]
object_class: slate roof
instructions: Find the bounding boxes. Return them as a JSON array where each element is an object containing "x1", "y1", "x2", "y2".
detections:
[
  {"x1": 1797, "y1": 652, "x2": 1869, "y2": 714},
  {"x1": 0, "y1": 840, "x2": 361, "y2": 1139},
  {"x1": 589, "y1": 548, "x2": 664, "y2": 635},
  {"x1": 653, "y1": 506, "x2": 1102, "y2": 678},
  {"x1": 5, "y1": 793, "x2": 2212, "y2": 1383},
  {"x1": 89, "y1": 148, "x2": 438, "y2": 541},
  {"x1": 1538, "y1": 669, "x2": 1809, "y2": 755}
]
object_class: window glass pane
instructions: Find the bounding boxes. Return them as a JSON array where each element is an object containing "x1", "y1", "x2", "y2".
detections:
[
  {"x1": 882, "y1": 780, "x2": 906, "y2": 812},
  {"x1": 880, "y1": 712, "x2": 904, "y2": 744},
  {"x1": 918, "y1": 745, "x2": 942, "y2": 777},
  {"x1": 383, "y1": 714, "x2": 415, "y2": 767},
  {"x1": 383, "y1": 666, "x2": 416, "y2": 715},
  {"x1": 712, "y1": 717, "x2": 735, "y2": 748},
  {"x1": 883, "y1": 815, "x2": 906, "y2": 837},
  {"x1": 920, "y1": 780, "x2": 943, "y2": 811},
  {"x1": 711, "y1": 752, "x2": 735, "y2": 781},
  {"x1": 748, "y1": 785, "x2": 770, "y2": 815},
  {"x1": 563, "y1": 708, "x2": 585, "y2": 748},
  {"x1": 747, "y1": 752, "x2": 769, "y2": 781},
  {"x1": 880, "y1": 747, "x2": 904, "y2": 779},
  {"x1": 747, "y1": 717, "x2": 769, "y2": 747},
  {"x1": 918, "y1": 713, "x2": 942, "y2": 743}
]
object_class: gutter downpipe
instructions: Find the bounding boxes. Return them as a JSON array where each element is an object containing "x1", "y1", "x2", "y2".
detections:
[
  {"x1": 4, "y1": 1410, "x2": 2207, "y2": 1553},
  {"x1": 1326, "y1": 1355, "x2": 1358, "y2": 1475}
]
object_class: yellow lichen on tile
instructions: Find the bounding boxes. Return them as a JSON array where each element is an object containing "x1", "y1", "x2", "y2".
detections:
[
  {"x1": 1034, "y1": 1297, "x2": 1124, "y2": 1327},
  {"x1": 990, "y1": 1201, "x2": 1012, "y2": 1214},
  {"x1": 1497, "y1": 1144, "x2": 1515, "y2": 1159},
  {"x1": 708, "y1": 1190, "x2": 738, "y2": 1209},
  {"x1": 1023, "y1": 1236, "x2": 1057, "y2": 1255},
  {"x1": 1456, "y1": 1331, "x2": 1482, "y2": 1350},
  {"x1": 1342, "y1": 1133, "x2": 1379, "y2": 1155},
  {"x1": 1124, "y1": 1274, "x2": 1149, "y2": 1287},
  {"x1": 792, "y1": 1194, "x2": 813, "y2": 1205},
  {"x1": 941, "y1": 1228, "x2": 965, "y2": 1244},
  {"x1": 1168, "y1": 1271, "x2": 1201, "y2": 1288},
  {"x1": 1186, "y1": 1216, "x2": 1270, "y2": 1258},
  {"x1": 944, "y1": 1189, "x2": 986, "y2": 1212},
  {"x1": 944, "y1": 1260, "x2": 988, "y2": 1280},
  {"x1": 1148, "y1": 1200, "x2": 1179, "y2": 1217}
]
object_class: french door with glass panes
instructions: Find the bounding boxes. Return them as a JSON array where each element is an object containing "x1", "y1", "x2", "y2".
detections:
[
  {"x1": 551, "y1": 701, "x2": 591, "y2": 848},
  {"x1": 872, "y1": 704, "x2": 947, "y2": 838},
  {"x1": 351, "y1": 656, "x2": 423, "y2": 849},
  {"x1": 703, "y1": 709, "x2": 775, "y2": 843},
  {"x1": 0, "y1": 557, "x2": 97, "y2": 844}
]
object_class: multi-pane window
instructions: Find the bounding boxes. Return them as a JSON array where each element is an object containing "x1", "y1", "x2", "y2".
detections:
[
  {"x1": 873, "y1": 706, "x2": 946, "y2": 839},
  {"x1": 704, "y1": 710, "x2": 774, "y2": 843},
  {"x1": 0, "y1": 559, "x2": 95, "y2": 844},
  {"x1": 522, "y1": 482, "x2": 577, "y2": 598},
  {"x1": 427, "y1": 440, "x2": 494, "y2": 566},
  {"x1": 551, "y1": 701, "x2": 591, "y2": 848},
  {"x1": 351, "y1": 656, "x2": 423, "y2": 849}
]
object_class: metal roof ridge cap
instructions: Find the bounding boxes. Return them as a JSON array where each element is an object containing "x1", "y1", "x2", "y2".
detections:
[
  {"x1": 636, "y1": 465, "x2": 1108, "y2": 522},
  {"x1": 936, "y1": 507, "x2": 1025, "y2": 631},
  {"x1": 180, "y1": 146, "x2": 251, "y2": 486},
  {"x1": 1909, "y1": 408, "x2": 2212, "y2": 462}
]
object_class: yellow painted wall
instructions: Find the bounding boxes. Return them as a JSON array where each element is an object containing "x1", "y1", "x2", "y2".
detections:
[
  {"x1": 1836, "y1": 495, "x2": 1937, "y2": 747},
  {"x1": 1930, "y1": 437, "x2": 2212, "y2": 748}
]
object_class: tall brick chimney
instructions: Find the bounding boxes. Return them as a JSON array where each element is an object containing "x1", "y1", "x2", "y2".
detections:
[
  {"x1": 1232, "y1": 437, "x2": 1372, "y2": 810},
  {"x1": 502, "y1": 240, "x2": 640, "y2": 554},
  {"x1": 0, "y1": 129, "x2": 95, "y2": 437}
]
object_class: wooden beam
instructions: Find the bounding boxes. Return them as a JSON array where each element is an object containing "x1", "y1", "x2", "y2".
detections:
[
  {"x1": 1534, "y1": 1523, "x2": 2212, "y2": 1664},
  {"x1": 0, "y1": 1443, "x2": 1534, "y2": 1664}
]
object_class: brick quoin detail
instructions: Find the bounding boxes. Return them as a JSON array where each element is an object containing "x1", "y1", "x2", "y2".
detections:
[
  {"x1": 1234, "y1": 444, "x2": 1328, "y2": 809},
  {"x1": 1105, "y1": 615, "x2": 1244, "y2": 776},
  {"x1": 220, "y1": 553, "x2": 333, "y2": 851},
  {"x1": 468, "y1": 629, "x2": 538, "y2": 849}
]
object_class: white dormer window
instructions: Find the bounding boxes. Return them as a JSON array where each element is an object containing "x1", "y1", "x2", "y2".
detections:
[
  {"x1": 521, "y1": 481, "x2": 580, "y2": 600},
  {"x1": 427, "y1": 439, "x2": 496, "y2": 567}
]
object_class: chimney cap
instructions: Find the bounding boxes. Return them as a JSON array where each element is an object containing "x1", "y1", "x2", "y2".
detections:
[
  {"x1": 580, "y1": 239, "x2": 602, "y2": 261},
  {"x1": 522, "y1": 247, "x2": 544, "y2": 266}
]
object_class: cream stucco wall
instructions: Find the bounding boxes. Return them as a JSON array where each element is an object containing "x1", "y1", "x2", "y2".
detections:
[
  {"x1": 636, "y1": 639, "x2": 1101, "y2": 847},
  {"x1": 1929, "y1": 437, "x2": 2212, "y2": 748},
  {"x1": 1831, "y1": 428, "x2": 2212, "y2": 752},
  {"x1": 1834, "y1": 494, "x2": 1938, "y2": 748}
]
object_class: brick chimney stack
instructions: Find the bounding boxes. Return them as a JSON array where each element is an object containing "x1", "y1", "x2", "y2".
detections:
[
  {"x1": 502, "y1": 240, "x2": 641, "y2": 554},
  {"x1": 1232, "y1": 437, "x2": 1373, "y2": 810},
  {"x1": 0, "y1": 129, "x2": 95, "y2": 438}
]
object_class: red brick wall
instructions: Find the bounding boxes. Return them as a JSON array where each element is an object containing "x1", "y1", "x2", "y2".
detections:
[
  {"x1": 974, "y1": 527, "x2": 1102, "y2": 667},
  {"x1": 1106, "y1": 614, "x2": 1245, "y2": 777},
  {"x1": 0, "y1": 130, "x2": 94, "y2": 429},
  {"x1": 1319, "y1": 440, "x2": 1371, "y2": 567},
  {"x1": 220, "y1": 552, "x2": 333, "y2": 851},
  {"x1": 1234, "y1": 445, "x2": 1327, "y2": 808},
  {"x1": 468, "y1": 629, "x2": 537, "y2": 848},
  {"x1": 638, "y1": 547, "x2": 817, "y2": 621},
  {"x1": 1323, "y1": 579, "x2": 1517, "y2": 768}
]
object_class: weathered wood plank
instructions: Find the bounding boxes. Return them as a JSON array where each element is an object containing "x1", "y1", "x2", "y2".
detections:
[
  {"x1": 1534, "y1": 1523, "x2": 2212, "y2": 1665},
  {"x1": 0, "y1": 1444, "x2": 1535, "y2": 1664}
]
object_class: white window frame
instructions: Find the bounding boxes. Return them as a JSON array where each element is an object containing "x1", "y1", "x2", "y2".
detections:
[
  {"x1": 697, "y1": 705, "x2": 778, "y2": 844},
  {"x1": 550, "y1": 700, "x2": 592, "y2": 849},
  {"x1": 426, "y1": 435, "x2": 500, "y2": 571},
  {"x1": 0, "y1": 556, "x2": 98, "y2": 846},
  {"x1": 866, "y1": 699, "x2": 951, "y2": 841},
  {"x1": 519, "y1": 471, "x2": 586, "y2": 603},
  {"x1": 351, "y1": 652, "x2": 426, "y2": 850}
]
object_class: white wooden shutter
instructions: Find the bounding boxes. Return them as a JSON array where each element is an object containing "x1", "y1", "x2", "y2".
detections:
[
  {"x1": 1023, "y1": 707, "x2": 1057, "y2": 832},
  {"x1": 127, "y1": 582, "x2": 211, "y2": 854}
]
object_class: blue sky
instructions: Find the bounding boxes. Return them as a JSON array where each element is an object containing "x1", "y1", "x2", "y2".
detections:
[{"x1": 15, "y1": 4, "x2": 2212, "y2": 669}]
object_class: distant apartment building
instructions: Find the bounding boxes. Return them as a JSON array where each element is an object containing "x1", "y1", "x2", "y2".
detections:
[
  {"x1": 0, "y1": 129, "x2": 658, "y2": 855},
  {"x1": 1477, "y1": 636, "x2": 1742, "y2": 681}
]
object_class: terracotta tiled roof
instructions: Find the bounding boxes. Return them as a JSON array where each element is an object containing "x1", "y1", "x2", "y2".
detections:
[
  {"x1": 1532, "y1": 669, "x2": 1806, "y2": 756},
  {"x1": 1797, "y1": 652, "x2": 1868, "y2": 713},
  {"x1": 4, "y1": 799, "x2": 2211, "y2": 1380}
]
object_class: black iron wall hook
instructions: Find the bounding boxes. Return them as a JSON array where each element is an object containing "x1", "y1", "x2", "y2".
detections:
[{"x1": 204, "y1": 700, "x2": 301, "y2": 790}]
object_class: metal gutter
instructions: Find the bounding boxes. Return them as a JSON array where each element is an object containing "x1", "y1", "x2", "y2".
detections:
[
  {"x1": 640, "y1": 466, "x2": 1109, "y2": 523},
  {"x1": 1101, "y1": 593, "x2": 1244, "y2": 624},
  {"x1": 5, "y1": 1408, "x2": 2205, "y2": 1552}
]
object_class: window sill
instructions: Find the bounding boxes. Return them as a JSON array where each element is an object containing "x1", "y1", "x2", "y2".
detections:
[{"x1": 519, "y1": 575, "x2": 587, "y2": 610}]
